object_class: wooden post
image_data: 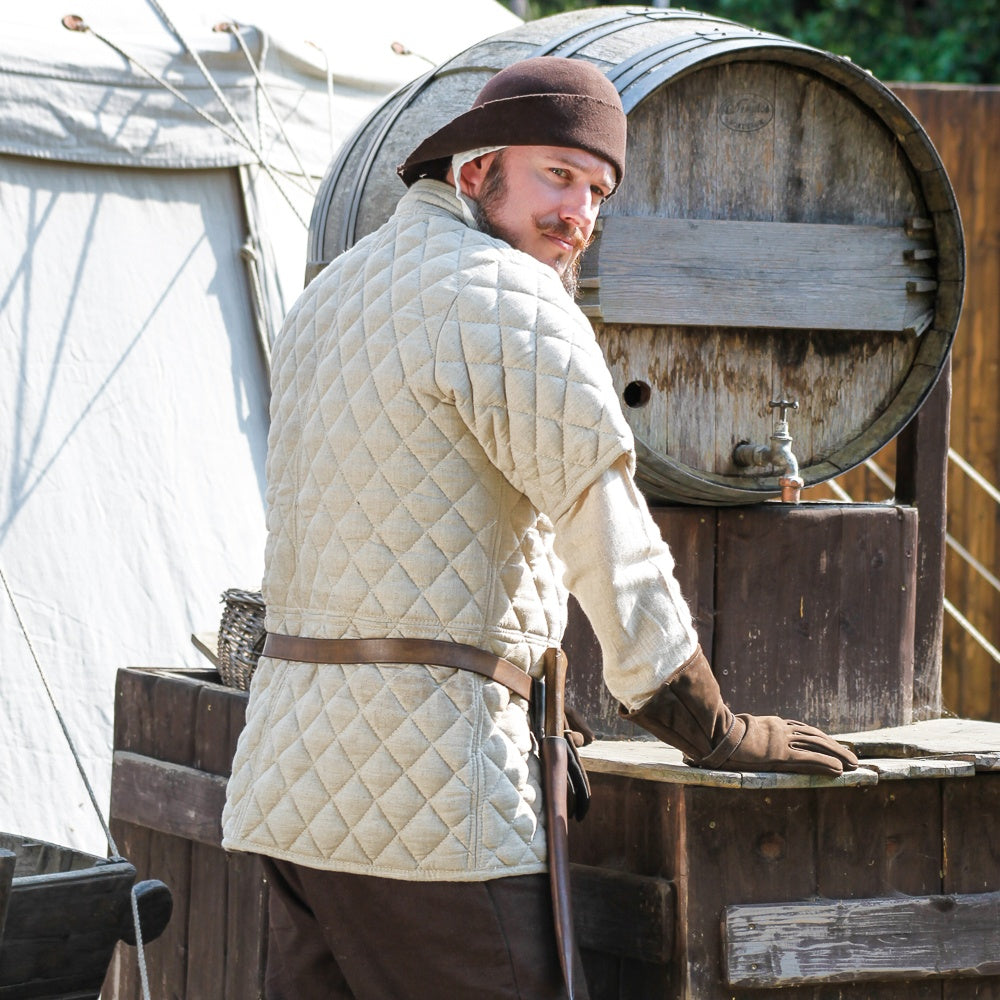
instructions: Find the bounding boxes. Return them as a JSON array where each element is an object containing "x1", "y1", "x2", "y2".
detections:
[{"x1": 895, "y1": 358, "x2": 951, "y2": 720}]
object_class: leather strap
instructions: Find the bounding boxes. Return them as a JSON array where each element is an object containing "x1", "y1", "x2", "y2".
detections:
[
  {"x1": 696, "y1": 714, "x2": 748, "y2": 770},
  {"x1": 538, "y1": 647, "x2": 578, "y2": 998},
  {"x1": 261, "y1": 633, "x2": 533, "y2": 702}
]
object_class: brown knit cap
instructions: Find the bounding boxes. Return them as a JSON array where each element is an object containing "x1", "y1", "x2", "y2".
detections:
[{"x1": 397, "y1": 56, "x2": 627, "y2": 189}]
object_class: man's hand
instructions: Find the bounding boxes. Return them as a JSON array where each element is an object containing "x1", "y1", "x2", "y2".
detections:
[{"x1": 620, "y1": 646, "x2": 858, "y2": 776}]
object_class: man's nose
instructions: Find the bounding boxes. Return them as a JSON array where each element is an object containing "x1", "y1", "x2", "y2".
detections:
[{"x1": 560, "y1": 185, "x2": 600, "y2": 233}]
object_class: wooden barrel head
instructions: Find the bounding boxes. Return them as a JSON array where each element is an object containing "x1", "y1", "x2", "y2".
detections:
[{"x1": 308, "y1": 8, "x2": 964, "y2": 504}]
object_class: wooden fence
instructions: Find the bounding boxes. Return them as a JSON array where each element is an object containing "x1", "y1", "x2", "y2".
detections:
[{"x1": 812, "y1": 84, "x2": 1000, "y2": 722}]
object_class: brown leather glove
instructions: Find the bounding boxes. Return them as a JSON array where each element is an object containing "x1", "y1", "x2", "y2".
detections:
[{"x1": 619, "y1": 646, "x2": 858, "y2": 775}]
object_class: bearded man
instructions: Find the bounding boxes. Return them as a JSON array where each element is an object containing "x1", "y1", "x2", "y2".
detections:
[{"x1": 222, "y1": 57, "x2": 857, "y2": 1000}]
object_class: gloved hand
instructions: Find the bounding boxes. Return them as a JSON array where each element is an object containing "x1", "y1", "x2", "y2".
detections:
[{"x1": 619, "y1": 646, "x2": 858, "y2": 776}]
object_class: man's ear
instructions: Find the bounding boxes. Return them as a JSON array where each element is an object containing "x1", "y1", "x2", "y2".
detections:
[{"x1": 458, "y1": 153, "x2": 498, "y2": 198}]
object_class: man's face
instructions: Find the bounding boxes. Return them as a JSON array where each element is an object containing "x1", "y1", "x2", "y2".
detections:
[{"x1": 466, "y1": 145, "x2": 615, "y2": 295}]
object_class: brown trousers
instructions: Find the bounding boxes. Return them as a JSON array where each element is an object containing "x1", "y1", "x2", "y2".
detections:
[{"x1": 261, "y1": 857, "x2": 588, "y2": 1000}]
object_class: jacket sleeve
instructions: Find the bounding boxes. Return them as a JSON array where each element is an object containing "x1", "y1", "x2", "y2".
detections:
[
  {"x1": 553, "y1": 455, "x2": 699, "y2": 709},
  {"x1": 433, "y1": 250, "x2": 634, "y2": 522}
]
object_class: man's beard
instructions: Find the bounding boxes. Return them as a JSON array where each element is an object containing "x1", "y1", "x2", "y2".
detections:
[{"x1": 473, "y1": 154, "x2": 591, "y2": 298}]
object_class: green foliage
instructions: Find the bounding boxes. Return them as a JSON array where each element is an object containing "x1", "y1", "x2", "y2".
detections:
[{"x1": 504, "y1": 0, "x2": 999, "y2": 83}]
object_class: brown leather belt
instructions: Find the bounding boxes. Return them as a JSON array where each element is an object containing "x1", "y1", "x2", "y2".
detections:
[{"x1": 261, "y1": 633, "x2": 533, "y2": 702}]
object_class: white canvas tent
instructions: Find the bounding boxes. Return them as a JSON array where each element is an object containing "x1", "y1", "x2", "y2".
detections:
[{"x1": 0, "y1": 0, "x2": 519, "y2": 853}]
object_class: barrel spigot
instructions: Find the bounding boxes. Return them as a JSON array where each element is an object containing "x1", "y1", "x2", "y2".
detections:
[{"x1": 733, "y1": 398, "x2": 804, "y2": 503}]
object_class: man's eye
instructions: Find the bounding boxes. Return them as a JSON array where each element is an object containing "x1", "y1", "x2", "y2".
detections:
[{"x1": 550, "y1": 167, "x2": 569, "y2": 179}]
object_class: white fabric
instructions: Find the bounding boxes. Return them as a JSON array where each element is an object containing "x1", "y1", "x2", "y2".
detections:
[
  {"x1": 555, "y1": 457, "x2": 699, "y2": 710},
  {"x1": 0, "y1": 1, "x2": 520, "y2": 171},
  {"x1": 222, "y1": 180, "x2": 634, "y2": 879},
  {"x1": 0, "y1": 159, "x2": 271, "y2": 850}
]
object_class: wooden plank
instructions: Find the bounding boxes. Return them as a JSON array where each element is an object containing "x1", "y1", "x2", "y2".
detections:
[
  {"x1": 579, "y1": 740, "x2": 876, "y2": 789},
  {"x1": 714, "y1": 504, "x2": 916, "y2": 732},
  {"x1": 580, "y1": 217, "x2": 935, "y2": 331},
  {"x1": 144, "y1": 830, "x2": 192, "y2": 1000},
  {"x1": 102, "y1": 820, "x2": 146, "y2": 999},
  {"x1": 838, "y1": 717, "x2": 1000, "y2": 767},
  {"x1": 185, "y1": 843, "x2": 229, "y2": 1000},
  {"x1": 0, "y1": 860, "x2": 134, "y2": 996},
  {"x1": 0, "y1": 851, "x2": 12, "y2": 944},
  {"x1": 570, "y1": 773, "x2": 680, "y2": 999},
  {"x1": 225, "y1": 852, "x2": 268, "y2": 999},
  {"x1": 723, "y1": 891, "x2": 1000, "y2": 987},
  {"x1": 651, "y1": 508, "x2": 717, "y2": 661},
  {"x1": 570, "y1": 863, "x2": 673, "y2": 964},
  {"x1": 944, "y1": 773, "x2": 1000, "y2": 896},
  {"x1": 195, "y1": 681, "x2": 248, "y2": 778},
  {"x1": 895, "y1": 357, "x2": 950, "y2": 721},
  {"x1": 681, "y1": 786, "x2": 819, "y2": 1000},
  {"x1": 192, "y1": 631, "x2": 220, "y2": 667},
  {"x1": 942, "y1": 774, "x2": 1000, "y2": 1000},
  {"x1": 858, "y1": 757, "x2": 974, "y2": 780},
  {"x1": 114, "y1": 668, "x2": 159, "y2": 758},
  {"x1": 110, "y1": 751, "x2": 227, "y2": 848}
]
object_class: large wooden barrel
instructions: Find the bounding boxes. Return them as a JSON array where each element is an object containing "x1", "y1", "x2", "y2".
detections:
[{"x1": 307, "y1": 6, "x2": 964, "y2": 504}]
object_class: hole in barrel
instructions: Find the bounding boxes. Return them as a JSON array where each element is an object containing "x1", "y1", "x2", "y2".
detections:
[{"x1": 623, "y1": 380, "x2": 651, "y2": 409}]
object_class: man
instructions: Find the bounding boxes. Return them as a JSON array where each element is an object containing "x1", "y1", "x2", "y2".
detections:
[{"x1": 222, "y1": 57, "x2": 857, "y2": 1000}]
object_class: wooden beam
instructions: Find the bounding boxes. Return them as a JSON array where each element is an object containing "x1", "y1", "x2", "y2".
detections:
[
  {"x1": 0, "y1": 850, "x2": 14, "y2": 944},
  {"x1": 570, "y1": 863, "x2": 674, "y2": 964},
  {"x1": 724, "y1": 891, "x2": 1000, "y2": 986},
  {"x1": 110, "y1": 751, "x2": 228, "y2": 848},
  {"x1": 579, "y1": 216, "x2": 937, "y2": 331}
]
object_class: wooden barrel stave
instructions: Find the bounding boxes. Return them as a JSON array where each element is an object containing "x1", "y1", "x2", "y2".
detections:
[{"x1": 307, "y1": 7, "x2": 963, "y2": 505}]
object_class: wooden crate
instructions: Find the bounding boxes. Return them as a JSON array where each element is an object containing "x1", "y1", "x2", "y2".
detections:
[
  {"x1": 103, "y1": 668, "x2": 267, "y2": 1000},
  {"x1": 573, "y1": 719, "x2": 1000, "y2": 1000}
]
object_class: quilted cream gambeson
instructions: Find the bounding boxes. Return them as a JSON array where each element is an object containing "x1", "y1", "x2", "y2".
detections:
[{"x1": 222, "y1": 180, "x2": 634, "y2": 880}]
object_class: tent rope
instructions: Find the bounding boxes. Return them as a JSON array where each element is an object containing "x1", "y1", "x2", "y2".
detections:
[
  {"x1": 221, "y1": 21, "x2": 317, "y2": 193},
  {"x1": 63, "y1": 13, "x2": 310, "y2": 226},
  {"x1": 144, "y1": 0, "x2": 312, "y2": 224},
  {"x1": 0, "y1": 565, "x2": 152, "y2": 1000}
]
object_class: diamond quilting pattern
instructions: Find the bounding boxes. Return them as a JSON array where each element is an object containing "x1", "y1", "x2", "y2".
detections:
[{"x1": 224, "y1": 181, "x2": 633, "y2": 879}]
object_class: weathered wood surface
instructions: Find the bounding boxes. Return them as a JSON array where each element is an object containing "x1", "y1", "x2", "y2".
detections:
[
  {"x1": 567, "y1": 503, "x2": 917, "y2": 737},
  {"x1": 895, "y1": 356, "x2": 950, "y2": 721},
  {"x1": 714, "y1": 503, "x2": 917, "y2": 730},
  {"x1": 580, "y1": 739, "x2": 877, "y2": 789},
  {"x1": 0, "y1": 850, "x2": 12, "y2": 944},
  {"x1": 838, "y1": 717, "x2": 1000, "y2": 769},
  {"x1": 571, "y1": 864, "x2": 674, "y2": 964},
  {"x1": 723, "y1": 891, "x2": 1000, "y2": 987},
  {"x1": 111, "y1": 752, "x2": 228, "y2": 846},
  {"x1": 0, "y1": 836, "x2": 137, "y2": 1000},
  {"x1": 105, "y1": 667, "x2": 267, "y2": 1000},
  {"x1": 579, "y1": 218, "x2": 935, "y2": 332},
  {"x1": 572, "y1": 760, "x2": 1000, "y2": 999}
]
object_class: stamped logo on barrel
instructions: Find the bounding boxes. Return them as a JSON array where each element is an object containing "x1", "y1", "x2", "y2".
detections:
[{"x1": 719, "y1": 94, "x2": 774, "y2": 132}]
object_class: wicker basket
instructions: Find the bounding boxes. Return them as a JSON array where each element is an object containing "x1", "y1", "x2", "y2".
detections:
[{"x1": 217, "y1": 589, "x2": 266, "y2": 690}]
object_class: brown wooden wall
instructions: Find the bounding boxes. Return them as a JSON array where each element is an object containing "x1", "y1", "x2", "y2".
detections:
[{"x1": 811, "y1": 85, "x2": 1000, "y2": 723}]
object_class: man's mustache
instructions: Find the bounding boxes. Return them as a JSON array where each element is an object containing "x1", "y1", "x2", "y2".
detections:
[{"x1": 537, "y1": 216, "x2": 592, "y2": 254}]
